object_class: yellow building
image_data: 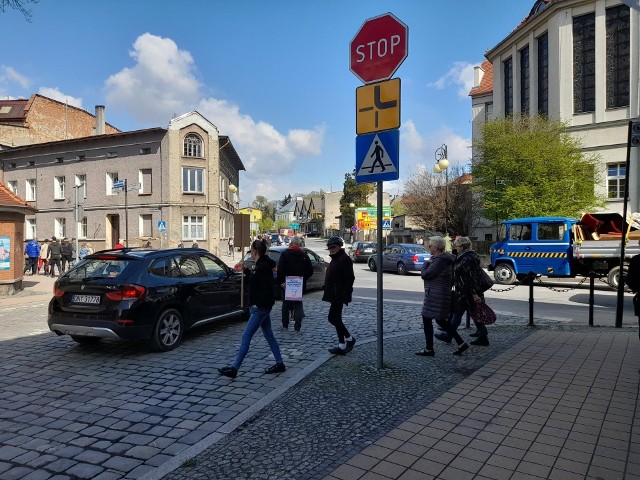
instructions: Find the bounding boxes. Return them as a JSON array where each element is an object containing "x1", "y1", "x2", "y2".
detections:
[{"x1": 239, "y1": 207, "x2": 262, "y2": 235}]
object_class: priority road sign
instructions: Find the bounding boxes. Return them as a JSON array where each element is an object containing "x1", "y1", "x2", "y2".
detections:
[
  {"x1": 355, "y1": 129, "x2": 399, "y2": 183},
  {"x1": 356, "y1": 78, "x2": 400, "y2": 134}
]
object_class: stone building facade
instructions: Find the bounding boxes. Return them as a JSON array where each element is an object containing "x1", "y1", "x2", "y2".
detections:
[{"x1": 0, "y1": 110, "x2": 245, "y2": 256}]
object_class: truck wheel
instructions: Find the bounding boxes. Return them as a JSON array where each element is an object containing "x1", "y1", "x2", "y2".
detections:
[
  {"x1": 607, "y1": 265, "x2": 629, "y2": 291},
  {"x1": 494, "y1": 263, "x2": 516, "y2": 285}
]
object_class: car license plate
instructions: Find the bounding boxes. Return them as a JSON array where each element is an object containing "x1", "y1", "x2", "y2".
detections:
[{"x1": 71, "y1": 294, "x2": 101, "y2": 304}]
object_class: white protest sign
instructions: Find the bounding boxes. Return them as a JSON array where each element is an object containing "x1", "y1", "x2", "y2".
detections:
[{"x1": 284, "y1": 276, "x2": 303, "y2": 301}]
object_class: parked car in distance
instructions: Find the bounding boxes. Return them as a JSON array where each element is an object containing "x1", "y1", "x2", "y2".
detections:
[
  {"x1": 48, "y1": 248, "x2": 246, "y2": 352},
  {"x1": 270, "y1": 233, "x2": 283, "y2": 246},
  {"x1": 234, "y1": 246, "x2": 327, "y2": 298},
  {"x1": 349, "y1": 242, "x2": 377, "y2": 262},
  {"x1": 306, "y1": 231, "x2": 320, "y2": 237},
  {"x1": 367, "y1": 243, "x2": 431, "y2": 275}
]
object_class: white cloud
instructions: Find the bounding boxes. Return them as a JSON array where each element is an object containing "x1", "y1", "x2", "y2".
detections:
[
  {"x1": 105, "y1": 33, "x2": 201, "y2": 124},
  {"x1": 105, "y1": 33, "x2": 325, "y2": 200},
  {"x1": 429, "y1": 61, "x2": 479, "y2": 99},
  {"x1": 2, "y1": 66, "x2": 30, "y2": 88},
  {"x1": 38, "y1": 87, "x2": 83, "y2": 108}
]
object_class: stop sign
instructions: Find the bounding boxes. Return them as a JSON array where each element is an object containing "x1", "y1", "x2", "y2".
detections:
[{"x1": 350, "y1": 13, "x2": 408, "y2": 84}]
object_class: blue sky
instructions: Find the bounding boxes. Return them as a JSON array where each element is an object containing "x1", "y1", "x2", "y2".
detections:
[{"x1": 0, "y1": 0, "x2": 534, "y2": 206}]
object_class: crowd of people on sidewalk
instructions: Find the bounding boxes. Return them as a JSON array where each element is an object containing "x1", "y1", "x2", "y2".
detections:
[
  {"x1": 23, "y1": 237, "x2": 94, "y2": 277},
  {"x1": 217, "y1": 233, "x2": 499, "y2": 379}
]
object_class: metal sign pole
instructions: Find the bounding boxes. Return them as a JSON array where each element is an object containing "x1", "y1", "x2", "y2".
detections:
[
  {"x1": 376, "y1": 181, "x2": 383, "y2": 369},
  {"x1": 124, "y1": 179, "x2": 129, "y2": 247},
  {"x1": 615, "y1": 121, "x2": 633, "y2": 327}
]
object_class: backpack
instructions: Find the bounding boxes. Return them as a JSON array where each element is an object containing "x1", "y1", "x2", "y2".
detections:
[{"x1": 61, "y1": 243, "x2": 72, "y2": 256}]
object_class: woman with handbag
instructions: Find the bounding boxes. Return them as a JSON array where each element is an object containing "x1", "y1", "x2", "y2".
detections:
[
  {"x1": 451, "y1": 236, "x2": 491, "y2": 346},
  {"x1": 417, "y1": 236, "x2": 469, "y2": 356}
]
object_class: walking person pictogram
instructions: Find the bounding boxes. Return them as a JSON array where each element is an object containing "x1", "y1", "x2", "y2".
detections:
[{"x1": 369, "y1": 141, "x2": 386, "y2": 173}]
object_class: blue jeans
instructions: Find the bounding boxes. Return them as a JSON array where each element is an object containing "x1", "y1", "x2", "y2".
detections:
[{"x1": 233, "y1": 306, "x2": 283, "y2": 370}]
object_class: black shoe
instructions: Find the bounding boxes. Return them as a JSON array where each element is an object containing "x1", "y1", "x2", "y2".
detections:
[
  {"x1": 453, "y1": 343, "x2": 469, "y2": 356},
  {"x1": 470, "y1": 337, "x2": 489, "y2": 346},
  {"x1": 328, "y1": 346, "x2": 347, "y2": 355},
  {"x1": 264, "y1": 363, "x2": 286, "y2": 374},
  {"x1": 469, "y1": 332, "x2": 480, "y2": 338},
  {"x1": 282, "y1": 324, "x2": 289, "y2": 330},
  {"x1": 218, "y1": 366, "x2": 238, "y2": 378},
  {"x1": 415, "y1": 349, "x2": 434, "y2": 356},
  {"x1": 434, "y1": 333, "x2": 452, "y2": 344},
  {"x1": 344, "y1": 337, "x2": 356, "y2": 353}
]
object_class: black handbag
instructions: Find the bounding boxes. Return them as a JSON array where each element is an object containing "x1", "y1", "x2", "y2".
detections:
[{"x1": 479, "y1": 269, "x2": 494, "y2": 292}]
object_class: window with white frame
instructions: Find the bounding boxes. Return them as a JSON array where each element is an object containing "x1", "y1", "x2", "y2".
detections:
[
  {"x1": 607, "y1": 163, "x2": 626, "y2": 199},
  {"x1": 107, "y1": 172, "x2": 119, "y2": 195},
  {"x1": 7, "y1": 180, "x2": 17, "y2": 194},
  {"x1": 182, "y1": 167, "x2": 204, "y2": 193},
  {"x1": 54, "y1": 176, "x2": 65, "y2": 200},
  {"x1": 26, "y1": 179, "x2": 36, "y2": 201},
  {"x1": 75, "y1": 174, "x2": 86, "y2": 199},
  {"x1": 182, "y1": 215, "x2": 205, "y2": 240},
  {"x1": 140, "y1": 169, "x2": 152, "y2": 194},
  {"x1": 55, "y1": 218, "x2": 66, "y2": 238},
  {"x1": 140, "y1": 214, "x2": 152, "y2": 237},
  {"x1": 220, "y1": 176, "x2": 229, "y2": 200},
  {"x1": 183, "y1": 134, "x2": 203, "y2": 157},
  {"x1": 26, "y1": 218, "x2": 36, "y2": 240},
  {"x1": 80, "y1": 217, "x2": 87, "y2": 239}
]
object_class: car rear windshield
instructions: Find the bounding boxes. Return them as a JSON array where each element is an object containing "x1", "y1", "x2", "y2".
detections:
[
  {"x1": 65, "y1": 258, "x2": 132, "y2": 280},
  {"x1": 405, "y1": 246, "x2": 427, "y2": 253},
  {"x1": 361, "y1": 243, "x2": 376, "y2": 248}
]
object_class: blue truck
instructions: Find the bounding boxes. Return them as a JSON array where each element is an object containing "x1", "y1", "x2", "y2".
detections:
[{"x1": 489, "y1": 215, "x2": 640, "y2": 289}]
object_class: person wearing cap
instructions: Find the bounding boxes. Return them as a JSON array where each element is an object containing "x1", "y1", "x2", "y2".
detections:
[
  {"x1": 277, "y1": 235, "x2": 313, "y2": 333},
  {"x1": 322, "y1": 236, "x2": 356, "y2": 354}
]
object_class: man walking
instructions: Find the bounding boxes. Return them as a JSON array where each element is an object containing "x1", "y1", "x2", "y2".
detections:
[
  {"x1": 322, "y1": 236, "x2": 356, "y2": 354},
  {"x1": 47, "y1": 237, "x2": 62, "y2": 277},
  {"x1": 277, "y1": 236, "x2": 313, "y2": 333},
  {"x1": 40, "y1": 239, "x2": 50, "y2": 275},
  {"x1": 24, "y1": 239, "x2": 40, "y2": 276},
  {"x1": 60, "y1": 238, "x2": 73, "y2": 272}
]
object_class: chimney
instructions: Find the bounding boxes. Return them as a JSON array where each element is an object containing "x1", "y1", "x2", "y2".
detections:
[
  {"x1": 95, "y1": 105, "x2": 105, "y2": 135},
  {"x1": 473, "y1": 65, "x2": 485, "y2": 88}
]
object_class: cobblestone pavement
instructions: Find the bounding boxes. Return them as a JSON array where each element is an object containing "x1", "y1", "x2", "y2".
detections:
[{"x1": 0, "y1": 293, "x2": 634, "y2": 480}]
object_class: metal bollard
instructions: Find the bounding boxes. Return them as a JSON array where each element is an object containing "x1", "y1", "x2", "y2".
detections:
[
  {"x1": 528, "y1": 272, "x2": 535, "y2": 327},
  {"x1": 588, "y1": 271, "x2": 595, "y2": 326}
]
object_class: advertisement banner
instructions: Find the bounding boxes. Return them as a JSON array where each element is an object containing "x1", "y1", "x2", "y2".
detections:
[
  {"x1": 0, "y1": 236, "x2": 11, "y2": 270},
  {"x1": 355, "y1": 207, "x2": 391, "y2": 230}
]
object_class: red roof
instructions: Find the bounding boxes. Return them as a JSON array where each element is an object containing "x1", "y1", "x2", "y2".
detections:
[
  {"x1": 0, "y1": 182, "x2": 36, "y2": 212},
  {"x1": 469, "y1": 60, "x2": 493, "y2": 97}
]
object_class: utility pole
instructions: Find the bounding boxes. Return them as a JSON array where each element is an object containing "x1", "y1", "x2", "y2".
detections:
[{"x1": 73, "y1": 183, "x2": 85, "y2": 262}]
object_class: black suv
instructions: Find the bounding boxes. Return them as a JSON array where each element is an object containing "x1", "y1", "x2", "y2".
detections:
[{"x1": 48, "y1": 248, "x2": 246, "y2": 351}]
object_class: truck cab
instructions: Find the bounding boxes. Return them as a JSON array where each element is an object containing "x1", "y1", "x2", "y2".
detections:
[{"x1": 489, "y1": 217, "x2": 577, "y2": 284}]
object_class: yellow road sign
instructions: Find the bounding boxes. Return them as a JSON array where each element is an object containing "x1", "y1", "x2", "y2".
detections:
[{"x1": 356, "y1": 78, "x2": 400, "y2": 135}]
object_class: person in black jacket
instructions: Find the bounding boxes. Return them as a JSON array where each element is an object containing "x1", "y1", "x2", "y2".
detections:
[
  {"x1": 47, "y1": 237, "x2": 62, "y2": 277},
  {"x1": 219, "y1": 239, "x2": 285, "y2": 379},
  {"x1": 625, "y1": 254, "x2": 640, "y2": 345},
  {"x1": 277, "y1": 236, "x2": 313, "y2": 332},
  {"x1": 322, "y1": 236, "x2": 356, "y2": 355}
]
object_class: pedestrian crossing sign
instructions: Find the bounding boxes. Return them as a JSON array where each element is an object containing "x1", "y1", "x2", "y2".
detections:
[{"x1": 355, "y1": 129, "x2": 399, "y2": 184}]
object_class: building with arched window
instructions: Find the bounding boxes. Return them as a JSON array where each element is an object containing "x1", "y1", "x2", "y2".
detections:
[{"x1": 0, "y1": 109, "x2": 245, "y2": 256}]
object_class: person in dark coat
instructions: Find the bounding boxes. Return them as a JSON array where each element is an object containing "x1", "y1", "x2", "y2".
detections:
[
  {"x1": 277, "y1": 236, "x2": 313, "y2": 333},
  {"x1": 417, "y1": 236, "x2": 468, "y2": 356},
  {"x1": 625, "y1": 254, "x2": 640, "y2": 345},
  {"x1": 322, "y1": 236, "x2": 356, "y2": 355},
  {"x1": 218, "y1": 239, "x2": 285, "y2": 379},
  {"x1": 47, "y1": 237, "x2": 62, "y2": 277}
]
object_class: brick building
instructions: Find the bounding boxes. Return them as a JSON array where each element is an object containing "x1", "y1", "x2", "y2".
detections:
[{"x1": 0, "y1": 94, "x2": 119, "y2": 151}]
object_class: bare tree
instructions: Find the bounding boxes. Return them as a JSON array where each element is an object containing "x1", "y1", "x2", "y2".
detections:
[
  {"x1": 402, "y1": 165, "x2": 479, "y2": 236},
  {"x1": 0, "y1": 0, "x2": 38, "y2": 21}
]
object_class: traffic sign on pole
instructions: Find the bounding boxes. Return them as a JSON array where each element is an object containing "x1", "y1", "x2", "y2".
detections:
[
  {"x1": 356, "y1": 78, "x2": 400, "y2": 134},
  {"x1": 350, "y1": 12, "x2": 408, "y2": 84},
  {"x1": 355, "y1": 129, "x2": 399, "y2": 183}
]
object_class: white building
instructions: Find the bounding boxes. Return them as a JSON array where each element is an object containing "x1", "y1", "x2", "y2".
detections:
[{"x1": 471, "y1": 0, "x2": 639, "y2": 240}]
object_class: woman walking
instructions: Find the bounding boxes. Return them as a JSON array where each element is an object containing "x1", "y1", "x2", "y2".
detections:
[
  {"x1": 218, "y1": 239, "x2": 286, "y2": 379},
  {"x1": 417, "y1": 236, "x2": 468, "y2": 357}
]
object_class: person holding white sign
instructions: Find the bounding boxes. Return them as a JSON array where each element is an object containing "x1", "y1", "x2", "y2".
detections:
[{"x1": 277, "y1": 236, "x2": 313, "y2": 333}]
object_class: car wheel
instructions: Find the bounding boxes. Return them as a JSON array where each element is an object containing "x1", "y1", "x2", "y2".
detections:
[
  {"x1": 70, "y1": 335, "x2": 101, "y2": 345},
  {"x1": 396, "y1": 262, "x2": 407, "y2": 275},
  {"x1": 368, "y1": 259, "x2": 377, "y2": 272},
  {"x1": 494, "y1": 263, "x2": 516, "y2": 285},
  {"x1": 148, "y1": 308, "x2": 183, "y2": 351}
]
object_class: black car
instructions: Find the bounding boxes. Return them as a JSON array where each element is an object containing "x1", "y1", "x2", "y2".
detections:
[
  {"x1": 48, "y1": 248, "x2": 246, "y2": 351},
  {"x1": 349, "y1": 241, "x2": 377, "y2": 262},
  {"x1": 234, "y1": 246, "x2": 327, "y2": 298}
]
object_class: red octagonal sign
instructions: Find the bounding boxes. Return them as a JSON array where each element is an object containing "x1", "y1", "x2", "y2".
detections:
[{"x1": 350, "y1": 13, "x2": 408, "y2": 84}]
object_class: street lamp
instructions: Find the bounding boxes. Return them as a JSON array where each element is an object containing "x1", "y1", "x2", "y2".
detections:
[{"x1": 434, "y1": 144, "x2": 449, "y2": 234}]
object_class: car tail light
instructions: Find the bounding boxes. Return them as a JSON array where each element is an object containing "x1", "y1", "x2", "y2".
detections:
[
  {"x1": 106, "y1": 284, "x2": 146, "y2": 301},
  {"x1": 97, "y1": 255, "x2": 119, "y2": 260},
  {"x1": 54, "y1": 288, "x2": 65, "y2": 297},
  {"x1": 356, "y1": 249, "x2": 361, "y2": 255},
  {"x1": 412, "y1": 255, "x2": 419, "y2": 262},
  {"x1": 234, "y1": 263, "x2": 243, "y2": 272}
]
